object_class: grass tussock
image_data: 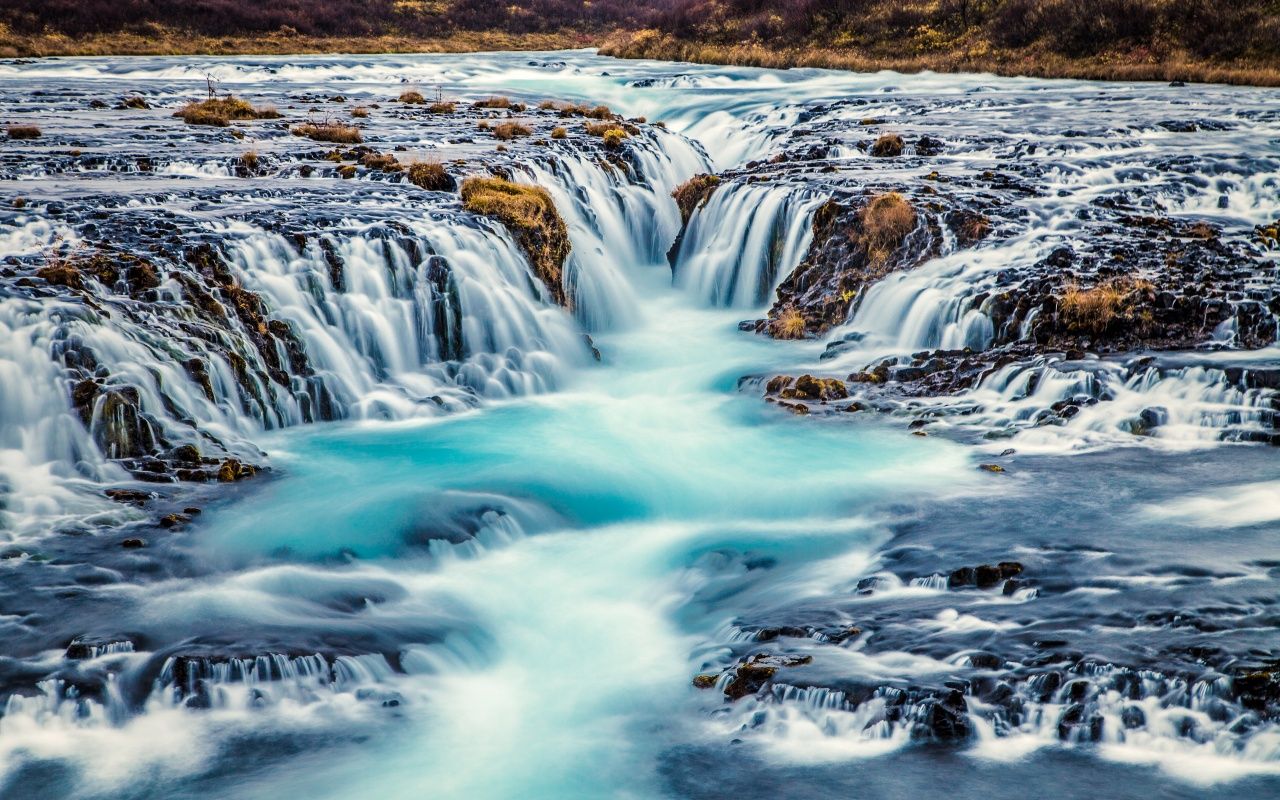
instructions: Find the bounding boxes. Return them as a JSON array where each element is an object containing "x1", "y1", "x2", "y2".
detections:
[
  {"x1": 351, "y1": 106, "x2": 369, "y2": 118},
  {"x1": 175, "y1": 96, "x2": 280, "y2": 127},
  {"x1": 871, "y1": 133, "x2": 904, "y2": 157},
  {"x1": 860, "y1": 192, "x2": 917, "y2": 263},
  {"x1": 460, "y1": 177, "x2": 571, "y2": 307},
  {"x1": 398, "y1": 90, "x2": 425, "y2": 104},
  {"x1": 602, "y1": 128, "x2": 627, "y2": 148},
  {"x1": 7, "y1": 124, "x2": 41, "y2": 139},
  {"x1": 291, "y1": 121, "x2": 362, "y2": 143},
  {"x1": 770, "y1": 307, "x2": 808, "y2": 340},
  {"x1": 119, "y1": 95, "x2": 150, "y2": 109},
  {"x1": 428, "y1": 101, "x2": 456, "y2": 114},
  {"x1": 1058, "y1": 277, "x2": 1154, "y2": 335},
  {"x1": 406, "y1": 161, "x2": 454, "y2": 191},
  {"x1": 550, "y1": 126, "x2": 567, "y2": 139},
  {"x1": 359, "y1": 151, "x2": 400, "y2": 171},
  {"x1": 672, "y1": 174, "x2": 721, "y2": 224},
  {"x1": 493, "y1": 121, "x2": 532, "y2": 140},
  {"x1": 474, "y1": 96, "x2": 525, "y2": 112},
  {"x1": 239, "y1": 149, "x2": 259, "y2": 173}
]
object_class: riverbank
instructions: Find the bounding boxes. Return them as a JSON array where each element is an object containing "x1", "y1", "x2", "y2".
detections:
[
  {"x1": 0, "y1": 28, "x2": 591, "y2": 58},
  {"x1": 599, "y1": 31, "x2": 1280, "y2": 88}
]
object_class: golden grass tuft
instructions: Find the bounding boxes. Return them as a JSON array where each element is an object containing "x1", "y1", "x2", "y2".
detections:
[
  {"x1": 770, "y1": 307, "x2": 808, "y2": 340},
  {"x1": 428, "y1": 101, "x2": 456, "y2": 114},
  {"x1": 860, "y1": 192, "x2": 917, "y2": 263},
  {"x1": 239, "y1": 149, "x2": 259, "y2": 173},
  {"x1": 1057, "y1": 277, "x2": 1154, "y2": 335},
  {"x1": 602, "y1": 128, "x2": 627, "y2": 148},
  {"x1": 291, "y1": 121, "x2": 362, "y2": 143},
  {"x1": 474, "y1": 96, "x2": 525, "y2": 111},
  {"x1": 671, "y1": 174, "x2": 721, "y2": 224},
  {"x1": 175, "y1": 96, "x2": 280, "y2": 127},
  {"x1": 460, "y1": 176, "x2": 571, "y2": 307},
  {"x1": 493, "y1": 121, "x2": 532, "y2": 140},
  {"x1": 351, "y1": 106, "x2": 370, "y2": 118},
  {"x1": 550, "y1": 126, "x2": 567, "y2": 140},
  {"x1": 398, "y1": 90, "x2": 425, "y2": 104},
  {"x1": 7, "y1": 124, "x2": 41, "y2": 140}
]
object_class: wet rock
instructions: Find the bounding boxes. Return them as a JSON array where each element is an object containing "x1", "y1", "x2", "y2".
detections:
[{"x1": 910, "y1": 689, "x2": 971, "y2": 741}]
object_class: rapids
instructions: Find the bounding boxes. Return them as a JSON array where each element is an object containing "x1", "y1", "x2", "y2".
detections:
[{"x1": 0, "y1": 50, "x2": 1279, "y2": 799}]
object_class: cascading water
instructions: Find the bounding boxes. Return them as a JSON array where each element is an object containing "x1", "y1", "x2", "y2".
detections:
[{"x1": 0, "y1": 50, "x2": 1278, "y2": 800}]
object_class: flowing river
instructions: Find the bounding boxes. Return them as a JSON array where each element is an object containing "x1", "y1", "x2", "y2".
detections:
[{"x1": 1, "y1": 51, "x2": 1279, "y2": 799}]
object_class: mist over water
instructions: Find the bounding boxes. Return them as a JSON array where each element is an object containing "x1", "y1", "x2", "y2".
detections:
[{"x1": 1, "y1": 50, "x2": 1279, "y2": 799}]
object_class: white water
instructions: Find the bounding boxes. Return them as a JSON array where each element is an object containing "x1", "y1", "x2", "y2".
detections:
[{"x1": 0, "y1": 50, "x2": 1278, "y2": 799}]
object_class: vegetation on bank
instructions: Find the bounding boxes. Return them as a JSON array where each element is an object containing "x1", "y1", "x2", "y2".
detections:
[
  {"x1": 460, "y1": 177, "x2": 572, "y2": 308},
  {"x1": 174, "y1": 96, "x2": 280, "y2": 126},
  {"x1": 3, "y1": 0, "x2": 1278, "y2": 86}
]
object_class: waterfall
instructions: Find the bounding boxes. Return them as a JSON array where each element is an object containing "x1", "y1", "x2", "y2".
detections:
[{"x1": 673, "y1": 182, "x2": 828, "y2": 308}]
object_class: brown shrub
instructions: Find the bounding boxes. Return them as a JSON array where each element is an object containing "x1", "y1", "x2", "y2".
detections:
[
  {"x1": 493, "y1": 121, "x2": 532, "y2": 140},
  {"x1": 7, "y1": 124, "x2": 40, "y2": 139},
  {"x1": 428, "y1": 101, "x2": 456, "y2": 114},
  {"x1": 585, "y1": 105, "x2": 613, "y2": 120},
  {"x1": 337, "y1": 164, "x2": 356, "y2": 179},
  {"x1": 460, "y1": 177, "x2": 571, "y2": 307},
  {"x1": 602, "y1": 128, "x2": 627, "y2": 148},
  {"x1": 239, "y1": 149, "x2": 259, "y2": 173},
  {"x1": 550, "y1": 126, "x2": 567, "y2": 139},
  {"x1": 474, "y1": 96, "x2": 514, "y2": 109},
  {"x1": 399, "y1": 90, "x2": 425, "y2": 104},
  {"x1": 351, "y1": 106, "x2": 370, "y2": 118},
  {"x1": 119, "y1": 95, "x2": 149, "y2": 109},
  {"x1": 860, "y1": 192, "x2": 917, "y2": 262},
  {"x1": 671, "y1": 174, "x2": 721, "y2": 224},
  {"x1": 291, "y1": 121, "x2": 362, "y2": 143}
]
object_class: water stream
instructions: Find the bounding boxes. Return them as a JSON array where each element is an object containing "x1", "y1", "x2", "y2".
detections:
[{"x1": 1, "y1": 50, "x2": 1278, "y2": 799}]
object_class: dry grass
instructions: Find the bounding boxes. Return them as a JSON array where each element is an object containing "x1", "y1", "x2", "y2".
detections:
[
  {"x1": 602, "y1": 128, "x2": 627, "y2": 148},
  {"x1": 398, "y1": 90, "x2": 425, "y2": 104},
  {"x1": 474, "y1": 96, "x2": 525, "y2": 111},
  {"x1": 584, "y1": 121, "x2": 625, "y2": 137},
  {"x1": 239, "y1": 149, "x2": 259, "y2": 173},
  {"x1": 119, "y1": 95, "x2": 149, "y2": 109},
  {"x1": 860, "y1": 192, "x2": 917, "y2": 263},
  {"x1": 671, "y1": 174, "x2": 721, "y2": 224},
  {"x1": 360, "y1": 151, "x2": 400, "y2": 171},
  {"x1": 291, "y1": 121, "x2": 362, "y2": 143},
  {"x1": 871, "y1": 133, "x2": 904, "y2": 157},
  {"x1": 7, "y1": 124, "x2": 41, "y2": 140},
  {"x1": 600, "y1": 31, "x2": 1280, "y2": 89},
  {"x1": 428, "y1": 101, "x2": 456, "y2": 114},
  {"x1": 550, "y1": 126, "x2": 567, "y2": 140},
  {"x1": 460, "y1": 176, "x2": 571, "y2": 307},
  {"x1": 406, "y1": 161, "x2": 453, "y2": 191},
  {"x1": 175, "y1": 96, "x2": 280, "y2": 127},
  {"x1": 351, "y1": 106, "x2": 370, "y2": 118},
  {"x1": 1, "y1": 29, "x2": 593, "y2": 58},
  {"x1": 493, "y1": 121, "x2": 532, "y2": 140},
  {"x1": 770, "y1": 307, "x2": 808, "y2": 340},
  {"x1": 1057, "y1": 277, "x2": 1153, "y2": 335}
]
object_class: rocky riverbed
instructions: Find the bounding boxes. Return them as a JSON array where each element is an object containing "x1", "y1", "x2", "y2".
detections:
[{"x1": 0, "y1": 52, "x2": 1278, "y2": 800}]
